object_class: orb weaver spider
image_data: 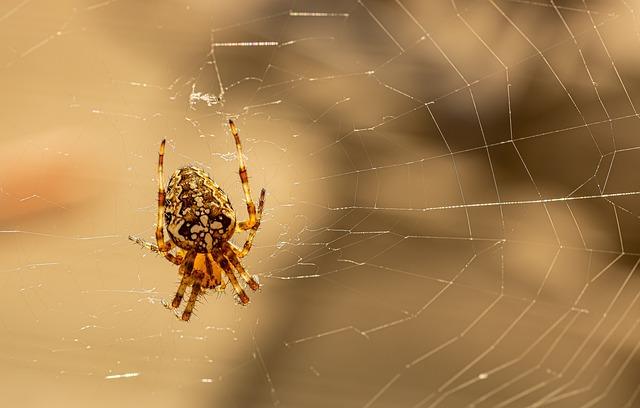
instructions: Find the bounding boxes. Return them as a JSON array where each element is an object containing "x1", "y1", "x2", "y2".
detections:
[{"x1": 130, "y1": 120, "x2": 266, "y2": 321}]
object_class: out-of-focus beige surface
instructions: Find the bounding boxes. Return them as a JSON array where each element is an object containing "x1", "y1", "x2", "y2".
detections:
[{"x1": 2, "y1": 1, "x2": 640, "y2": 407}]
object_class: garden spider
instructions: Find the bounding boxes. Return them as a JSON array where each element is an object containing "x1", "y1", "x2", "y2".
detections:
[{"x1": 129, "y1": 120, "x2": 266, "y2": 321}]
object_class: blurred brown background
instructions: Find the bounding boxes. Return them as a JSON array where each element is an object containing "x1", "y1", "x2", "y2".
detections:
[{"x1": 2, "y1": 0, "x2": 640, "y2": 407}]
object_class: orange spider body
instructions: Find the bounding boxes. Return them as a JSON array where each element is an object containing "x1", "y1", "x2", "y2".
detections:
[{"x1": 130, "y1": 120, "x2": 266, "y2": 321}]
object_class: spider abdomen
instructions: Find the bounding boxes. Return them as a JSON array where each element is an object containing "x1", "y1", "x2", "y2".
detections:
[{"x1": 164, "y1": 166, "x2": 236, "y2": 252}]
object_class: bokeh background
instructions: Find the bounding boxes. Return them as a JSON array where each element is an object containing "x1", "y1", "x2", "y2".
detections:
[{"x1": 2, "y1": 1, "x2": 640, "y2": 407}]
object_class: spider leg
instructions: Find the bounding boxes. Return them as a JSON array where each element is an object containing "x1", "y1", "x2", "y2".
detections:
[
  {"x1": 155, "y1": 139, "x2": 171, "y2": 252},
  {"x1": 204, "y1": 253, "x2": 223, "y2": 289},
  {"x1": 138, "y1": 139, "x2": 185, "y2": 266},
  {"x1": 129, "y1": 234, "x2": 159, "y2": 252},
  {"x1": 172, "y1": 274, "x2": 190, "y2": 309},
  {"x1": 172, "y1": 251, "x2": 196, "y2": 308},
  {"x1": 223, "y1": 243, "x2": 259, "y2": 291},
  {"x1": 128, "y1": 235, "x2": 185, "y2": 265},
  {"x1": 228, "y1": 188, "x2": 266, "y2": 258},
  {"x1": 228, "y1": 119, "x2": 266, "y2": 231},
  {"x1": 181, "y1": 283, "x2": 201, "y2": 321},
  {"x1": 213, "y1": 250, "x2": 249, "y2": 305},
  {"x1": 169, "y1": 245, "x2": 187, "y2": 265}
]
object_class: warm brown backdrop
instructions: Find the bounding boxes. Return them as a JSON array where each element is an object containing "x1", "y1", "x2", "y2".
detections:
[{"x1": 2, "y1": 1, "x2": 640, "y2": 407}]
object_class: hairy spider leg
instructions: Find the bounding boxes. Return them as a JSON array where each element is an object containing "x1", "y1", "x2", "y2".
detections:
[
  {"x1": 128, "y1": 235, "x2": 185, "y2": 265},
  {"x1": 204, "y1": 254, "x2": 223, "y2": 288},
  {"x1": 156, "y1": 139, "x2": 169, "y2": 249},
  {"x1": 129, "y1": 234, "x2": 159, "y2": 252},
  {"x1": 213, "y1": 250, "x2": 249, "y2": 304},
  {"x1": 135, "y1": 138, "x2": 184, "y2": 266},
  {"x1": 223, "y1": 244, "x2": 259, "y2": 291},
  {"x1": 228, "y1": 188, "x2": 266, "y2": 258},
  {"x1": 182, "y1": 283, "x2": 201, "y2": 321},
  {"x1": 228, "y1": 119, "x2": 265, "y2": 231},
  {"x1": 172, "y1": 251, "x2": 196, "y2": 308}
]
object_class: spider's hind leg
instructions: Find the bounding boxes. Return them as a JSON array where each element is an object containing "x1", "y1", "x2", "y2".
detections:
[
  {"x1": 155, "y1": 139, "x2": 170, "y2": 252},
  {"x1": 230, "y1": 188, "x2": 266, "y2": 258},
  {"x1": 228, "y1": 119, "x2": 265, "y2": 232}
]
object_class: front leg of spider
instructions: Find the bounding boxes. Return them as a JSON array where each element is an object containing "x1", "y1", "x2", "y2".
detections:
[{"x1": 129, "y1": 120, "x2": 266, "y2": 321}]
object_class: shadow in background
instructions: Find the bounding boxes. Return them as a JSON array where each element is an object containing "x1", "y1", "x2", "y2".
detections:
[{"x1": 1, "y1": 1, "x2": 640, "y2": 407}]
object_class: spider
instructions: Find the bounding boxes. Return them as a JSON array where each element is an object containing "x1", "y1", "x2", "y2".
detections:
[{"x1": 129, "y1": 119, "x2": 266, "y2": 321}]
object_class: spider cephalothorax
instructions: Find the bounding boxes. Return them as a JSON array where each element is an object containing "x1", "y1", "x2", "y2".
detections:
[{"x1": 130, "y1": 119, "x2": 265, "y2": 321}]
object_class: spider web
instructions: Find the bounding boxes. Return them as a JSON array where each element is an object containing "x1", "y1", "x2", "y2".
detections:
[{"x1": 2, "y1": 0, "x2": 640, "y2": 407}]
